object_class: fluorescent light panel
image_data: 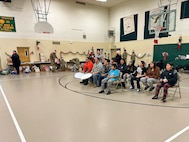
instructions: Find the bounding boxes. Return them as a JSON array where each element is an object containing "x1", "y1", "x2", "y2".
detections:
[{"x1": 96, "y1": 0, "x2": 107, "y2": 2}]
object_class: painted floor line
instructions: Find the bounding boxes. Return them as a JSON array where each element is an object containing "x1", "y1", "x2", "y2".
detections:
[
  {"x1": 164, "y1": 125, "x2": 189, "y2": 142},
  {"x1": 0, "y1": 85, "x2": 26, "y2": 142}
]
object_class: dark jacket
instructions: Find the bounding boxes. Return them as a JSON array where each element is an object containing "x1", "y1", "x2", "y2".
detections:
[
  {"x1": 127, "y1": 64, "x2": 137, "y2": 75},
  {"x1": 112, "y1": 54, "x2": 121, "y2": 64},
  {"x1": 160, "y1": 69, "x2": 177, "y2": 86},
  {"x1": 11, "y1": 53, "x2": 20, "y2": 67},
  {"x1": 117, "y1": 63, "x2": 127, "y2": 74}
]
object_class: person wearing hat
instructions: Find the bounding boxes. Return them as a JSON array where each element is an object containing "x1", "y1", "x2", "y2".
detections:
[
  {"x1": 152, "y1": 62, "x2": 178, "y2": 102},
  {"x1": 5, "y1": 50, "x2": 21, "y2": 74}
]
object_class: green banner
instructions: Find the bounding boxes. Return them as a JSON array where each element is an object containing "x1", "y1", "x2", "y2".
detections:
[{"x1": 0, "y1": 16, "x2": 16, "y2": 32}]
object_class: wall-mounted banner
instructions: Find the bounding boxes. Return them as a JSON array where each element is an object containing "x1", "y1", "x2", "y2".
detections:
[
  {"x1": 0, "y1": 16, "x2": 16, "y2": 32},
  {"x1": 123, "y1": 15, "x2": 135, "y2": 35}
]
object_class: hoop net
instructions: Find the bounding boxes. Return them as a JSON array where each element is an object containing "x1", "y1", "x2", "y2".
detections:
[{"x1": 154, "y1": 26, "x2": 163, "y2": 44}]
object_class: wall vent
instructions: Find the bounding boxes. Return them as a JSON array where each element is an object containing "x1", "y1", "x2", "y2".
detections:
[{"x1": 52, "y1": 41, "x2": 60, "y2": 45}]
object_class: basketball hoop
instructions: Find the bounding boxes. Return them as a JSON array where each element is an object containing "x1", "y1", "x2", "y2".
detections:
[
  {"x1": 34, "y1": 21, "x2": 53, "y2": 34},
  {"x1": 31, "y1": 0, "x2": 54, "y2": 34}
]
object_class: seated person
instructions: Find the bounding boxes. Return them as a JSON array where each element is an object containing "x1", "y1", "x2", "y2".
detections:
[
  {"x1": 123, "y1": 60, "x2": 137, "y2": 84},
  {"x1": 80, "y1": 57, "x2": 94, "y2": 85},
  {"x1": 152, "y1": 62, "x2": 177, "y2": 102},
  {"x1": 88, "y1": 57, "x2": 103, "y2": 86},
  {"x1": 130, "y1": 60, "x2": 147, "y2": 92},
  {"x1": 98, "y1": 64, "x2": 120, "y2": 95},
  {"x1": 59, "y1": 57, "x2": 66, "y2": 71},
  {"x1": 140, "y1": 61, "x2": 160, "y2": 91},
  {"x1": 117, "y1": 58, "x2": 127, "y2": 88},
  {"x1": 70, "y1": 58, "x2": 80, "y2": 72},
  {"x1": 97, "y1": 58, "x2": 111, "y2": 87}
]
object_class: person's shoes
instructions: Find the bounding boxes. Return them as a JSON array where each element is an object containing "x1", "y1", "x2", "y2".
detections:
[
  {"x1": 161, "y1": 98, "x2": 166, "y2": 102},
  {"x1": 80, "y1": 81, "x2": 84, "y2": 84},
  {"x1": 144, "y1": 86, "x2": 150, "y2": 90},
  {"x1": 106, "y1": 91, "x2": 111, "y2": 95},
  {"x1": 130, "y1": 86, "x2": 134, "y2": 90},
  {"x1": 84, "y1": 82, "x2": 88, "y2": 85},
  {"x1": 152, "y1": 95, "x2": 158, "y2": 99},
  {"x1": 149, "y1": 86, "x2": 155, "y2": 91},
  {"x1": 137, "y1": 89, "x2": 141, "y2": 92},
  {"x1": 99, "y1": 90, "x2": 104, "y2": 93}
]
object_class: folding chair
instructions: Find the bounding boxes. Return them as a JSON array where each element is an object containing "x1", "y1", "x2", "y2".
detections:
[
  {"x1": 159, "y1": 73, "x2": 181, "y2": 99},
  {"x1": 171, "y1": 74, "x2": 181, "y2": 99},
  {"x1": 112, "y1": 71, "x2": 124, "y2": 91}
]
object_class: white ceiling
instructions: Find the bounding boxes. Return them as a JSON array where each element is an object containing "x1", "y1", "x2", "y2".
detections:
[{"x1": 75, "y1": 0, "x2": 128, "y2": 8}]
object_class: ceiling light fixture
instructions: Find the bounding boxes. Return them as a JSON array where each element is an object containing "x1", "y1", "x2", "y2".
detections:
[{"x1": 96, "y1": 0, "x2": 107, "y2": 2}]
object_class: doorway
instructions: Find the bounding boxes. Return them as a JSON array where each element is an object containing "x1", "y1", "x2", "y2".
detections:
[{"x1": 17, "y1": 47, "x2": 30, "y2": 62}]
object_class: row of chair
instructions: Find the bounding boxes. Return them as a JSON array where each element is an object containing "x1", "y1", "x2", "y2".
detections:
[{"x1": 112, "y1": 72, "x2": 182, "y2": 100}]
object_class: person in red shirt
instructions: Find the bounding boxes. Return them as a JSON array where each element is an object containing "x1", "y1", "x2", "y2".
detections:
[
  {"x1": 83, "y1": 57, "x2": 94, "y2": 73},
  {"x1": 80, "y1": 57, "x2": 94, "y2": 85}
]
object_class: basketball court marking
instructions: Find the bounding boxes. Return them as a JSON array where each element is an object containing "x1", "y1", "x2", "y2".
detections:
[
  {"x1": 164, "y1": 125, "x2": 189, "y2": 142},
  {"x1": 0, "y1": 85, "x2": 26, "y2": 142},
  {"x1": 58, "y1": 76, "x2": 189, "y2": 109}
]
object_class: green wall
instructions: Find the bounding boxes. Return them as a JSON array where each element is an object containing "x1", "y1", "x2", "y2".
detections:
[{"x1": 153, "y1": 43, "x2": 189, "y2": 68}]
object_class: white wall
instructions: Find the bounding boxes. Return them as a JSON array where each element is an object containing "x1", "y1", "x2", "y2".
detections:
[
  {"x1": 0, "y1": 0, "x2": 110, "y2": 42},
  {"x1": 109, "y1": 0, "x2": 189, "y2": 42}
]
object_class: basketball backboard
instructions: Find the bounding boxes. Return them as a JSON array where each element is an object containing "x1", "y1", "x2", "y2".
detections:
[{"x1": 149, "y1": 8, "x2": 176, "y2": 34}]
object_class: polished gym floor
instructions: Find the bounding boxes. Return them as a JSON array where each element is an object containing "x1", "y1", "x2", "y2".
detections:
[{"x1": 0, "y1": 71, "x2": 189, "y2": 142}]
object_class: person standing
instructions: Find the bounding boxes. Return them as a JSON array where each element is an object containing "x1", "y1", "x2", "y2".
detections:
[
  {"x1": 122, "y1": 48, "x2": 127, "y2": 64},
  {"x1": 50, "y1": 50, "x2": 59, "y2": 71},
  {"x1": 6, "y1": 50, "x2": 21, "y2": 74},
  {"x1": 50, "y1": 50, "x2": 58, "y2": 66},
  {"x1": 112, "y1": 50, "x2": 122, "y2": 65},
  {"x1": 96, "y1": 49, "x2": 103, "y2": 62},
  {"x1": 130, "y1": 50, "x2": 136, "y2": 65}
]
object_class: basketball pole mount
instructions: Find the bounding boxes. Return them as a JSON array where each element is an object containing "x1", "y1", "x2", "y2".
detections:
[{"x1": 31, "y1": 0, "x2": 53, "y2": 34}]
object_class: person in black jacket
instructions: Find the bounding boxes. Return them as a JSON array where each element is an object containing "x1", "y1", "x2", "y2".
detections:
[
  {"x1": 11, "y1": 50, "x2": 21, "y2": 74},
  {"x1": 152, "y1": 62, "x2": 177, "y2": 102},
  {"x1": 6, "y1": 50, "x2": 21, "y2": 74},
  {"x1": 112, "y1": 50, "x2": 121, "y2": 65},
  {"x1": 130, "y1": 60, "x2": 147, "y2": 92},
  {"x1": 117, "y1": 58, "x2": 127, "y2": 88}
]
